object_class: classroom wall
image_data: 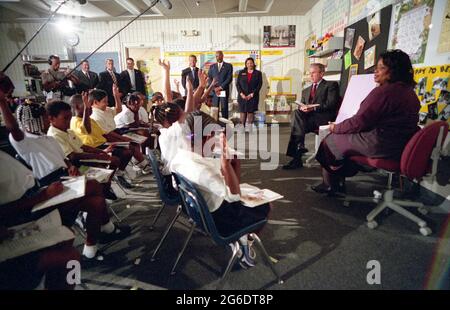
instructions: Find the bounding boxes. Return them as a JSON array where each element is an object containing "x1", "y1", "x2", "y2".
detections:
[{"x1": 0, "y1": 15, "x2": 306, "y2": 98}]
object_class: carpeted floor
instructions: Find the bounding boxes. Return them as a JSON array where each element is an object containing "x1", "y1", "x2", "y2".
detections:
[{"x1": 76, "y1": 125, "x2": 450, "y2": 290}]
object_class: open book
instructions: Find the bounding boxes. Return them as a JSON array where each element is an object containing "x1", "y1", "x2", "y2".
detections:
[
  {"x1": 295, "y1": 101, "x2": 320, "y2": 109},
  {"x1": 0, "y1": 210, "x2": 74, "y2": 263},
  {"x1": 122, "y1": 132, "x2": 148, "y2": 144},
  {"x1": 79, "y1": 159, "x2": 111, "y2": 164},
  {"x1": 32, "y1": 175, "x2": 86, "y2": 212},
  {"x1": 104, "y1": 141, "x2": 130, "y2": 148},
  {"x1": 79, "y1": 166, "x2": 114, "y2": 183},
  {"x1": 240, "y1": 183, "x2": 284, "y2": 208}
]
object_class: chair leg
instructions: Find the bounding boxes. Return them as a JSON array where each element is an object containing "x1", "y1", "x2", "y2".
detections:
[
  {"x1": 151, "y1": 205, "x2": 182, "y2": 261},
  {"x1": 249, "y1": 233, "x2": 283, "y2": 285},
  {"x1": 366, "y1": 201, "x2": 389, "y2": 222},
  {"x1": 217, "y1": 241, "x2": 241, "y2": 290},
  {"x1": 149, "y1": 202, "x2": 167, "y2": 230},
  {"x1": 387, "y1": 202, "x2": 428, "y2": 228},
  {"x1": 170, "y1": 221, "x2": 196, "y2": 275},
  {"x1": 108, "y1": 205, "x2": 121, "y2": 222}
]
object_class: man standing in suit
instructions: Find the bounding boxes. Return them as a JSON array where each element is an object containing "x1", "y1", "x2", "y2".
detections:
[
  {"x1": 208, "y1": 51, "x2": 233, "y2": 119},
  {"x1": 120, "y1": 57, "x2": 146, "y2": 96},
  {"x1": 98, "y1": 58, "x2": 124, "y2": 107},
  {"x1": 283, "y1": 63, "x2": 340, "y2": 170},
  {"x1": 74, "y1": 59, "x2": 99, "y2": 93},
  {"x1": 181, "y1": 55, "x2": 199, "y2": 93}
]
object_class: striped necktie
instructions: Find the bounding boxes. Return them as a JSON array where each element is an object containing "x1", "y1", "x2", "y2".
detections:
[{"x1": 108, "y1": 70, "x2": 118, "y2": 85}]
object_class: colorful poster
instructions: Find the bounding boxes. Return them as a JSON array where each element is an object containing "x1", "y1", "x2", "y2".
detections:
[
  {"x1": 414, "y1": 65, "x2": 450, "y2": 125},
  {"x1": 348, "y1": 64, "x2": 359, "y2": 81},
  {"x1": 438, "y1": 0, "x2": 450, "y2": 53},
  {"x1": 344, "y1": 51, "x2": 352, "y2": 69},
  {"x1": 263, "y1": 25, "x2": 296, "y2": 48},
  {"x1": 364, "y1": 45, "x2": 376, "y2": 70},
  {"x1": 345, "y1": 28, "x2": 356, "y2": 48},
  {"x1": 390, "y1": 0, "x2": 434, "y2": 64},
  {"x1": 353, "y1": 36, "x2": 365, "y2": 60},
  {"x1": 349, "y1": 0, "x2": 394, "y2": 24},
  {"x1": 321, "y1": 0, "x2": 350, "y2": 35}
]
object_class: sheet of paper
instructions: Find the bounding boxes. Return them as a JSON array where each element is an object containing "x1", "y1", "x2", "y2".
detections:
[
  {"x1": 32, "y1": 176, "x2": 86, "y2": 212},
  {"x1": 364, "y1": 45, "x2": 376, "y2": 70},
  {"x1": 79, "y1": 166, "x2": 114, "y2": 183},
  {"x1": 345, "y1": 28, "x2": 356, "y2": 49},
  {"x1": 123, "y1": 132, "x2": 148, "y2": 144},
  {"x1": 79, "y1": 159, "x2": 111, "y2": 164},
  {"x1": 335, "y1": 74, "x2": 377, "y2": 124},
  {"x1": 240, "y1": 183, "x2": 284, "y2": 208},
  {"x1": 219, "y1": 90, "x2": 226, "y2": 98}
]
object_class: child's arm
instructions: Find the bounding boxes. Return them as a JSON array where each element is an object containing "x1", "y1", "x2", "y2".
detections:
[
  {"x1": 81, "y1": 91, "x2": 92, "y2": 134},
  {"x1": 219, "y1": 133, "x2": 241, "y2": 195},
  {"x1": 159, "y1": 59, "x2": 173, "y2": 103},
  {"x1": 113, "y1": 84, "x2": 122, "y2": 114},
  {"x1": 193, "y1": 70, "x2": 207, "y2": 110},
  {"x1": 0, "y1": 93, "x2": 24, "y2": 142}
]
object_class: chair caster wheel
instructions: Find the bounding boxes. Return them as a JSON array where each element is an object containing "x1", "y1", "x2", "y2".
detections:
[
  {"x1": 343, "y1": 201, "x2": 351, "y2": 207},
  {"x1": 420, "y1": 227, "x2": 432, "y2": 236},
  {"x1": 367, "y1": 221, "x2": 378, "y2": 229},
  {"x1": 418, "y1": 207, "x2": 428, "y2": 215}
]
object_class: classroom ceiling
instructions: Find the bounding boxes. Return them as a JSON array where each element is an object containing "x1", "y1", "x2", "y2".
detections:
[{"x1": 0, "y1": 0, "x2": 318, "y2": 21}]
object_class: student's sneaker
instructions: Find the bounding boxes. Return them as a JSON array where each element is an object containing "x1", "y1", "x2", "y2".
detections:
[
  {"x1": 239, "y1": 244, "x2": 256, "y2": 268},
  {"x1": 75, "y1": 212, "x2": 87, "y2": 232},
  {"x1": 98, "y1": 223, "x2": 132, "y2": 244},
  {"x1": 136, "y1": 159, "x2": 152, "y2": 175}
]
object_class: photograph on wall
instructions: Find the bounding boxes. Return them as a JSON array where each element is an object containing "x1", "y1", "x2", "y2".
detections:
[
  {"x1": 353, "y1": 36, "x2": 366, "y2": 60},
  {"x1": 414, "y1": 64, "x2": 450, "y2": 126},
  {"x1": 367, "y1": 11, "x2": 381, "y2": 41},
  {"x1": 348, "y1": 64, "x2": 359, "y2": 81},
  {"x1": 364, "y1": 45, "x2": 376, "y2": 70},
  {"x1": 345, "y1": 28, "x2": 356, "y2": 48},
  {"x1": 438, "y1": 0, "x2": 450, "y2": 53},
  {"x1": 390, "y1": 0, "x2": 435, "y2": 64},
  {"x1": 263, "y1": 25, "x2": 296, "y2": 48}
]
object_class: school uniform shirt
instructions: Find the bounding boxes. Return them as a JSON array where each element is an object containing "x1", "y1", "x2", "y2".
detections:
[
  {"x1": 139, "y1": 107, "x2": 150, "y2": 124},
  {"x1": 91, "y1": 107, "x2": 117, "y2": 134},
  {"x1": 169, "y1": 149, "x2": 240, "y2": 213},
  {"x1": 47, "y1": 125, "x2": 83, "y2": 157},
  {"x1": 70, "y1": 116, "x2": 106, "y2": 148},
  {"x1": 9, "y1": 131, "x2": 67, "y2": 180},
  {"x1": 158, "y1": 121, "x2": 190, "y2": 175},
  {"x1": 0, "y1": 150, "x2": 36, "y2": 205},
  {"x1": 114, "y1": 105, "x2": 138, "y2": 129}
]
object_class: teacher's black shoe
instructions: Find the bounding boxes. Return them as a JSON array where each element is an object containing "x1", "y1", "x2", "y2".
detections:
[
  {"x1": 298, "y1": 146, "x2": 309, "y2": 154},
  {"x1": 311, "y1": 182, "x2": 346, "y2": 196},
  {"x1": 282, "y1": 158, "x2": 303, "y2": 170}
]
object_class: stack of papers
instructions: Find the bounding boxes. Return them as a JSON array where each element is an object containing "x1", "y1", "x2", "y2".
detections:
[
  {"x1": 79, "y1": 166, "x2": 114, "y2": 183},
  {"x1": 240, "y1": 183, "x2": 283, "y2": 208},
  {"x1": 123, "y1": 132, "x2": 148, "y2": 144},
  {"x1": 32, "y1": 176, "x2": 86, "y2": 212}
]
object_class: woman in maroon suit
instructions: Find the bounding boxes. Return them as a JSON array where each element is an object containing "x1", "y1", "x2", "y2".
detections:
[
  {"x1": 313, "y1": 50, "x2": 420, "y2": 195},
  {"x1": 236, "y1": 57, "x2": 262, "y2": 129}
]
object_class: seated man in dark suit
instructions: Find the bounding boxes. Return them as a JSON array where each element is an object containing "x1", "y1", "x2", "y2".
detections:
[
  {"x1": 74, "y1": 59, "x2": 99, "y2": 93},
  {"x1": 207, "y1": 51, "x2": 233, "y2": 119},
  {"x1": 283, "y1": 63, "x2": 340, "y2": 170},
  {"x1": 181, "y1": 54, "x2": 200, "y2": 93},
  {"x1": 120, "y1": 57, "x2": 146, "y2": 96},
  {"x1": 98, "y1": 58, "x2": 124, "y2": 107}
]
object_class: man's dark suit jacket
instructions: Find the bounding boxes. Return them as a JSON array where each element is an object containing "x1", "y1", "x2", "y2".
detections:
[
  {"x1": 120, "y1": 69, "x2": 146, "y2": 96},
  {"x1": 207, "y1": 62, "x2": 233, "y2": 104},
  {"x1": 98, "y1": 70, "x2": 125, "y2": 107},
  {"x1": 300, "y1": 79, "x2": 340, "y2": 117},
  {"x1": 181, "y1": 67, "x2": 200, "y2": 91},
  {"x1": 74, "y1": 70, "x2": 99, "y2": 94}
]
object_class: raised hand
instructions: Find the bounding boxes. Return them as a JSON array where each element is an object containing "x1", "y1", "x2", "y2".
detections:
[
  {"x1": 186, "y1": 76, "x2": 194, "y2": 93},
  {"x1": 158, "y1": 59, "x2": 170, "y2": 71},
  {"x1": 198, "y1": 69, "x2": 208, "y2": 88},
  {"x1": 82, "y1": 91, "x2": 91, "y2": 108},
  {"x1": 112, "y1": 83, "x2": 120, "y2": 98}
]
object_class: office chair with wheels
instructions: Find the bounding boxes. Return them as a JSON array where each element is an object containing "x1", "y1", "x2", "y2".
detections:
[{"x1": 343, "y1": 121, "x2": 448, "y2": 236}]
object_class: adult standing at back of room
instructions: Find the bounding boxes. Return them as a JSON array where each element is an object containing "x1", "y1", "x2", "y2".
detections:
[
  {"x1": 98, "y1": 58, "x2": 124, "y2": 107},
  {"x1": 120, "y1": 57, "x2": 147, "y2": 97},
  {"x1": 181, "y1": 55, "x2": 200, "y2": 93},
  {"x1": 236, "y1": 57, "x2": 262, "y2": 130},
  {"x1": 208, "y1": 51, "x2": 233, "y2": 119},
  {"x1": 74, "y1": 59, "x2": 99, "y2": 94}
]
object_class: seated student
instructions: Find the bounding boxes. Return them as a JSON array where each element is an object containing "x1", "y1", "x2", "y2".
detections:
[
  {"x1": 132, "y1": 91, "x2": 150, "y2": 125},
  {"x1": 0, "y1": 149, "x2": 130, "y2": 263},
  {"x1": 170, "y1": 113, "x2": 270, "y2": 268},
  {"x1": 69, "y1": 93, "x2": 134, "y2": 188},
  {"x1": 313, "y1": 50, "x2": 421, "y2": 195},
  {"x1": 89, "y1": 88, "x2": 151, "y2": 174},
  {"x1": 0, "y1": 76, "x2": 117, "y2": 199}
]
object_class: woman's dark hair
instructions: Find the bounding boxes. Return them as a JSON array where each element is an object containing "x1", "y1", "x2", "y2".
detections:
[
  {"x1": 153, "y1": 102, "x2": 182, "y2": 125},
  {"x1": 378, "y1": 49, "x2": 416, "y2": 87},
  {"x1": 245, "y1": 57, "x2": 256, "y2": 69},
  {"x1": 46, "y1": 100, "x2": 71, "y2": 117},
  {"x1": 88, "y1": 89, "x2": 108, "y2": 103},
  {"x1": 173, "y1": 98, "x2": 186, "y2": 110}
]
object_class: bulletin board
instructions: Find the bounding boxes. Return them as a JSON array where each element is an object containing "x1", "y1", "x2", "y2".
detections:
[
  {"x1": 339, "y1": 5, "x2": 392, "y2": 96},
  {"x1": 74, "y1": 52, "x2": 120, "y2": 74}
]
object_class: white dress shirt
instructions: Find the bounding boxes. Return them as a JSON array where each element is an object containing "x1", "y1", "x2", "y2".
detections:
[
  {"x1": 158, "y1": 121, "x2": 190, "y2": 175},
  {"x1": 169, "y1": 149, "x2": 240, "y2": 212},
  {"x1": 127, "y1": 69, "x2": 136, "y2": 90},
  {"x1": 9, "y1": 131, "x2": 67, "y2": 180}
]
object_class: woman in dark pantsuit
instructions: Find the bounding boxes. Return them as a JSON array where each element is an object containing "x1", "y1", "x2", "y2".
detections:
[
  {"x1": 313, "y1": 50, "x2": 421, "y2": 195},
  {"x1": 236, "y1": 57, "x2": 262, "y2": 129}
]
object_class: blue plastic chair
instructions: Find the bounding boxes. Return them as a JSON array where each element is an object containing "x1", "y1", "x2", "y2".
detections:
[{"x1": 172, "y1": 172, "x2": 283, "y2": 289}]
